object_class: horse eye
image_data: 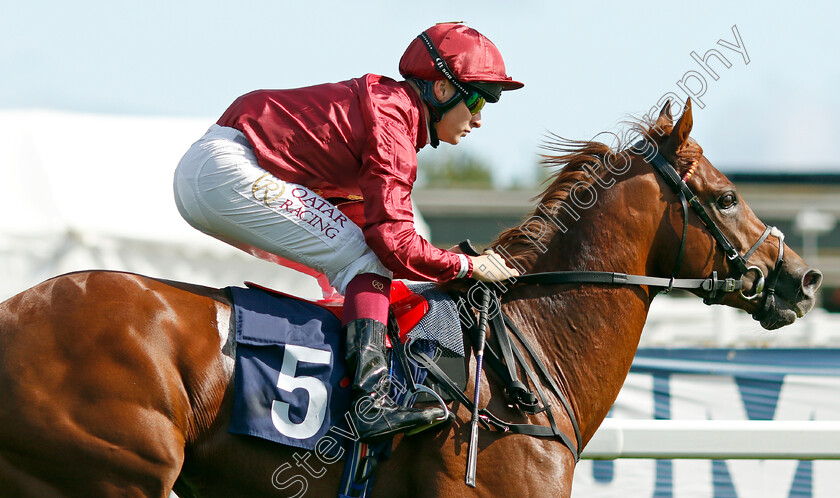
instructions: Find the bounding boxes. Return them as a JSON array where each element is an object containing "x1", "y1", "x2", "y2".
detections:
[{"x1": 717, "y1": 192, "x2": 737, "y2": 210}]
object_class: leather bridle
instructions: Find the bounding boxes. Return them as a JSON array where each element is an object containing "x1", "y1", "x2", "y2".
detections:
[
  {"x1": 640, "y1": 140, "x2": 786, "y2": 318},
  {"x1": 513, "y1": 140, "x2": 787, "y2": 319}
]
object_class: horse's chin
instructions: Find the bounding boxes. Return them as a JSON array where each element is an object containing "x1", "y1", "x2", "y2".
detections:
[
  {"x1": 757, "y1": 306, "x2": 797, "y2": 330},
  {"x1": 755, "y1": 294, "x2": 814, "y2": 330}
]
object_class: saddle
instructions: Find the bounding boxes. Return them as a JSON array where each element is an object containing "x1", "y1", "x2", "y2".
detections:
[
  {"x1": 243, "y1": 280, "x2": 427, "y2": 337},
  {"x1": 241, "y1": 280, "x2": 461, "y2": 372}
]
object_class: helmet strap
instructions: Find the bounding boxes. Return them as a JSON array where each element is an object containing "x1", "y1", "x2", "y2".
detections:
[
  {"x1": 429, "y1": 121, "x2": 440, "y2": 149},
  {"x1": 413, "y1": 78, "x2": 463, "y2": 148}
]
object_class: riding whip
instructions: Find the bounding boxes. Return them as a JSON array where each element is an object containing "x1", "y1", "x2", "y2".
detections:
[{"x1": 465, "y1": 285, "x2": 491, "y2": 487}]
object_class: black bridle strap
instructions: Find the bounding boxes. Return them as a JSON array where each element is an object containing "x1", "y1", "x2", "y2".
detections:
[
  {"x1": 757, "y1": 227, "x2": 786, "y2": 316},
  {"x1": 643, "y1": 145, "x2": 751, "y2": 276},
  {"x1": 644, "y1": 143, "x2": 786, "y2": 308},
  {"x1": 666, "y1": 189, "x2": 690, "y2": 293}
]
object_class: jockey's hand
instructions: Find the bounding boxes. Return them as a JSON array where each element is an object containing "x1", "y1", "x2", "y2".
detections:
[{"x1": 469, "y1": 250, "x2": 521, "y2": 282}]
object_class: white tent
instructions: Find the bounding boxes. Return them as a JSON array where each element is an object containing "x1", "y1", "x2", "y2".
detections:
[{"x1": 0, "y1": 110, "x2": 426, "y2": 302}]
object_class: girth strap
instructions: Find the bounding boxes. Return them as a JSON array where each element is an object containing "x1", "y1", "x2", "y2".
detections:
[
  {"x1": 387, "y1": 312, "x2": 417, "y2": 393},
  {"x1": 475, "y1": 330, "x2": 542, "y2": 414},
  {"x1": 502, "y1": 314, "x2": 582, "y2": 452},
  {"x1": 487, "y1": 312, "x2": 539, "y2": 412},
  {"x1": 438, "y1": 288, "x2": 583, "y2": 461},
  {"x1": 413, "y1": 349, "x2": 580, "y2": 461}
]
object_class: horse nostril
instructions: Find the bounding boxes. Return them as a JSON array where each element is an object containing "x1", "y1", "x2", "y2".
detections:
[{"x1": 801, "y1": 269, "x2": 823, "y2": 297}]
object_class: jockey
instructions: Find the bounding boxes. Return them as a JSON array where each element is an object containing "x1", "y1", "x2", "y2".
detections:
[{"x1": 173, "y1": 22, "x2": 523, "y2": 442}]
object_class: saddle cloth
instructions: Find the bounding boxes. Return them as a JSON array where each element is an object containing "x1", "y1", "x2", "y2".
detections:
[
  {"x1": 227, "y1": 282, "x2": 464, "y2": 450},
  {"x1": 227, "y1": 285, "x2": 351, "y2": 451}
]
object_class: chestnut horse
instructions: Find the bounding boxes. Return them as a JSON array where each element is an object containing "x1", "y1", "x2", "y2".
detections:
[{"x1": 0, "y1": 101, "x2": 822, "y2": 497}]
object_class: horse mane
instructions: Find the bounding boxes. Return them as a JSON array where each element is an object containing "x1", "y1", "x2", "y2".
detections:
[
  {"x1": 490, "y1": 135, "x2": 616, "y2": 268},
  {"x1": 491, "y1": 116, "x2": 703, "y2": 269}
]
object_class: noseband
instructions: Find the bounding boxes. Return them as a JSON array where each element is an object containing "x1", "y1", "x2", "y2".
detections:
[{"x1": 511, "y1": 140, "x2": 786, "y2": 319}]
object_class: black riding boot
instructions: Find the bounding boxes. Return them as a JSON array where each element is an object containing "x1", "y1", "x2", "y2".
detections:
[{"x1": 344, "y1": 318, "x2": 446, "y2": 442}]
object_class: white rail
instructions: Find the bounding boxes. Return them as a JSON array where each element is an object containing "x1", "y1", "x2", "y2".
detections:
[{"x1": 581, "y1": 419, "x2": 840, "y2": 460}]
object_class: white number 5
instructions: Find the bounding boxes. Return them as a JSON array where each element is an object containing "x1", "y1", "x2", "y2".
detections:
[{"x1": 271, "y1": 344, "x2": 332, "y2": 439}]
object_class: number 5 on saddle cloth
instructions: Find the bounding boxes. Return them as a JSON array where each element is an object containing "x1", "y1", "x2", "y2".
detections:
[{"x1": 226, "y1": 281, "x2": 467, "y2": 451}]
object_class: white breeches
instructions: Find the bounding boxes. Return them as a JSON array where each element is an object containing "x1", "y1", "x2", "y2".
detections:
[{"x1": 173, "y1": 124, "x2": 391, "y2": 294}]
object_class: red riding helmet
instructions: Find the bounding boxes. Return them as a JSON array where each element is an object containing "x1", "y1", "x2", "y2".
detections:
[{"x1": 399, "y1": 22, "x2": 523, "y2": 103}]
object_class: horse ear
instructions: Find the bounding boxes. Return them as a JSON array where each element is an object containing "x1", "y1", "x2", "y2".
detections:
[
  {"x1": 656, "y1": 99, "x2": 674, "y2": 130},
  {"x1": 671, "y1": 98, "x2": 693, "y2": 147}
]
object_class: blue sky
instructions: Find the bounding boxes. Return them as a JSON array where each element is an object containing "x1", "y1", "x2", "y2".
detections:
[{"x1": 2, "y1": 0, "x2": 838, "y2": 186}]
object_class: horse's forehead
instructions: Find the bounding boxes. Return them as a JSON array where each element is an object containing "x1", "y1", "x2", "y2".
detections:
[{"x1": 695, "y1": 155, "x2": 734, "y2": 189}]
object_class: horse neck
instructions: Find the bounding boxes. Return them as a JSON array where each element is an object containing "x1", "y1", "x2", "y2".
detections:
[{"x1": 500, "y1": 162, "x2": 666, "y2": 443}]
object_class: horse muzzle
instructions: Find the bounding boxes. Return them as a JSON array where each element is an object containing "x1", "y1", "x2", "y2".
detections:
[{"x1": 753, "y1": 265, "x2": 822, "y2": 330}]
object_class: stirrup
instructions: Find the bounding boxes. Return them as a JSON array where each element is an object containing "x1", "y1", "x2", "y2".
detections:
[
  {"x1": 405, "y1": 385, "x2": 451, "y2": 422},
  {"x1": 403, "y1": 385, "x2": 453, "y2": 436},
  {"x1": 352, "y1": 400, "x2": 446, "y2": 442}
]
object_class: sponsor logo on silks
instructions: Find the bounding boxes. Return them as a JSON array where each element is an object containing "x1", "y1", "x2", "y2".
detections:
[
  {"x1": 252, "y1": 173, "x2": 286, "y2": 206},
  {"x1": 252, "y1": 175, "x2": 349, "y2": 240}
]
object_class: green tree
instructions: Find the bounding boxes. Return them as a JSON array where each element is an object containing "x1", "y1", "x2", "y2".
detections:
[{"x1": 418, "y1": 151, "x2": 494, "y2": 189}]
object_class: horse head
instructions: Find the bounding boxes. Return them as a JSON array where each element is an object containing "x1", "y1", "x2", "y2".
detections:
[
  {"x1": 643, "y1": 99, "x2": 822, "y2": 329},
  {"x1": 493, "y1": 98, "x2": 821, "y2": 332},
  {"x1": 481, "y1": 100, "x2": 827, "y2": 468}
]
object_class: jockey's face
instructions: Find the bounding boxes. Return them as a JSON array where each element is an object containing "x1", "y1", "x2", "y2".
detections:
[{"x1": 433, "y1": 81, "x2": 482, "y2": 145}]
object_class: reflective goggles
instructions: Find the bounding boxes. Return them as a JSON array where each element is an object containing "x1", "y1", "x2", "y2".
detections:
[{"x1": 463, "y1": 90, "x2": 485, "y2": 115}]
